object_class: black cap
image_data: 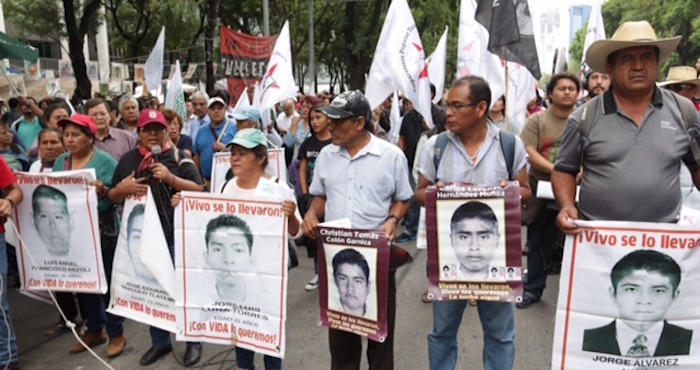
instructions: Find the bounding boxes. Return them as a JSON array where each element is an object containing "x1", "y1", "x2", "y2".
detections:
[{"x1": 319, "y1": 90, "x2": 372, "y2": 122}]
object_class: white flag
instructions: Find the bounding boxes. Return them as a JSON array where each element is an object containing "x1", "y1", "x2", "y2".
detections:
[
  {"x1": 164, "y1": 60, "x2": 187, "y2": 120},
  {"x1": 428, "y1": 27, "x2": 448, "y2": 104},
  {"x1": 232, "y1": 87, "x2": 251, "y2": 113},
  {"x1": 259, "y1": 21, "x2": 297, "y2": 112},
  {"x1": 145, "y1": 26, "x2": 165, "y2": 95},
  {"x1": 457, "y1": 0, "x2": 504, "y2": 108},
  {"x1": 252, "y1": 81, "x2": 262, "y2": 109},
  {"x1": 139, "y1": 188, "x2": 176, "y2": 297},
  {"x1": 388, "y1": 90, "x2": 401, "y2": 145},
  {"x1": 582, "y1": 0, "x2": 606, "y2": 65},
  {"x1": 365, "y1": 0, "x2": 433, "y2": 128},
  {"x1": 505, "y1": 62, "x2": 537, "y2": 135}
]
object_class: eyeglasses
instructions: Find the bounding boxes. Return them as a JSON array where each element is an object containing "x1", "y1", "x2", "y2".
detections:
[
  {"x1": 446, "y1": 101, "x2": 480, "y2": 111},
  {"x1": 665, "y1": 84, "x2": 696, "y2": 92}
]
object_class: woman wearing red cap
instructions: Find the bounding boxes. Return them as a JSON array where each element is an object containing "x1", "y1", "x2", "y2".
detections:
[
  {"x1": 52, "y1": 114, "x2": 127, "y2": 359},
  {"x1": 108, "y1": 108, "x2": 205, "y2": 367}
]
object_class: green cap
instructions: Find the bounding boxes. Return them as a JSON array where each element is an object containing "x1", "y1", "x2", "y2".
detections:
[{"x1": 227, "y1": 128, "x2": 268, "y2": 149}]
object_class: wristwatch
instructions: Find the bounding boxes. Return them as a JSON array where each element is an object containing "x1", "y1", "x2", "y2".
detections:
[{"x1": 385, "y1": 214, "x2": 400, "y2": 223}]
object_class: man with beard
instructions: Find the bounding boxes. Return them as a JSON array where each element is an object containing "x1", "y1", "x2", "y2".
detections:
[{"x1": 576, "y1": 68, "x2": 611, "y2": 106}]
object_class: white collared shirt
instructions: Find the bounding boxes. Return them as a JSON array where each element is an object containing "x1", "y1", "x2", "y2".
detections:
[{"x1": 616, "y1": 319, "x2": 664, "y2": 356}]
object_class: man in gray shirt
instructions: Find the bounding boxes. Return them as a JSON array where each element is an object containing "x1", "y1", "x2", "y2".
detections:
[{"x1": 553, "y1": 21, "x2": 700, "y2": 230}]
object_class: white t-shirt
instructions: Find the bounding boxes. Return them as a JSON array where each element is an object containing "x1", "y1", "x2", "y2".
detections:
[
  {"x1": 276, "y1": 111, "x2": 299, "y2": 132},
  {"x1": 221, "y1": 176, "x2": 303, "y2": 239}
]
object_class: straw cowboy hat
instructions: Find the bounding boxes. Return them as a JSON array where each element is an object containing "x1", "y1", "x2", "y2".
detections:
[
  {"x1": 585, "y1": 21, "x2": 681, "y2": 73},
  {"x1": 658, "y1": 66, "x2": 700, "y2": 87}
]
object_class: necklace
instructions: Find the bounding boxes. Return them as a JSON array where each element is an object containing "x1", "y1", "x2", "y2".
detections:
[{"x1": 467, "y1": 141, "x2": 484, "y2": 166}]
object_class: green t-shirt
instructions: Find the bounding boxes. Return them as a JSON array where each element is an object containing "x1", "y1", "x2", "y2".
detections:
[
  {"x1": 13, "y1": 116, "x2": 42, "y2": 153},
  {"x1": 53, "y1": 149, "x2": 117, "y2": 211}
]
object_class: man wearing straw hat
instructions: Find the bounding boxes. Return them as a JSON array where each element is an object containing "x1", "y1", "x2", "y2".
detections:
[
  {"x1": 553, "y1": 20, "x2": 700, "y2": 231},
  {"x1": 659, "y1": 66, "x2": 700, "y2": 111}
]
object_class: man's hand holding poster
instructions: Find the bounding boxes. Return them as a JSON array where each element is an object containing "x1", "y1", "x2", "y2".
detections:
[
  {"x1": 210, "y1": 148, "x2": 287, "y2": 193},
  {"x1": 552, "y1": 221, "x2": 700, "y2": 370},
  {"x1": 175, "y1": 191, "x2": 288, "y2": 358},
  {"x1": 425, "y1": 183, "x2": 523, "y2": 302},
  {"x1": 108, "y1": 189, "x2": 176, "y2": 332},
  {"x1": 12, "y1": 170, "x2": 107, "y2": 294},
  {"x1": 317, "y1": 226, "x2": 391, "y2": 342}
]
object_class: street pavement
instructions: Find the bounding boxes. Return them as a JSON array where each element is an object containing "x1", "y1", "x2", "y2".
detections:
[{"x1": 9, "y1": 230, "x2": 559, "y2": 370}]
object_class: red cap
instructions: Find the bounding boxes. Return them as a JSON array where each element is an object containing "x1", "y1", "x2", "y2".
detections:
[
  {"x1": 137, "y1": 109, "x2": 167, "y2": 129},
  {"x1": 58, "y1": 114, "x2": 97, "y2": 136}
]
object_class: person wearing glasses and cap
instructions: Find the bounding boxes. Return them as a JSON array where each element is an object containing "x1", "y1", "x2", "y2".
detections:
[{"x1": 553, "y1": 20, "x2": 700, "y2": 233}]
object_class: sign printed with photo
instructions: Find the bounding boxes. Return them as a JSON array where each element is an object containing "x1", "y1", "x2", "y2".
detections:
[
  {"x1": 108, "y1": 190, "x2": 176, "y2": 332},
  {"x1": 23, "y1": 60, "x2": 40, "y2": 80},
  {"x1": 210, "y1": 147, "x2": 287, "y2": 193},
  {"x1": 86, "y1": 61, "x2": 99, "y2": 80},
  {"x1": 425, "y1": 183, "x2": 523, "y2": 302},
  {"x1": 175, "y1": 192, "x2": 288, "y2": 358},
  {"x1": 12, "y1": 171, "x2": 107, "y2": 294},
  {"x1": 59, "y1": 60, "x2": 74, "y2": 79},
  {"x1": 317, "y1": 226, "x2": 391, "y2": 342},
  {"x1": 552, "y1": 221, "x2": 700, "y2": 370}
]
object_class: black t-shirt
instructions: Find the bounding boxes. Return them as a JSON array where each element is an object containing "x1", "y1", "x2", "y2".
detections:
[
  {"x1": 177, "y1": 134, "x2": 194, "y2": 153},
  {"x1": 113, "y1": 147, "x2": 203, "y2": 245},
  {"x1": 399, "y1": 109, "x2": 426, "y2": 170},
  {"x1": 298, "y1": 135, "x2": 332, "y2": 189}
]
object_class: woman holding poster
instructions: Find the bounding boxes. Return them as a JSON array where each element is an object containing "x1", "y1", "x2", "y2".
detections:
[
  {"x1": 221, "y1": 128, "x2": 302, "y2": 369},
  {"x1": 51, "y1": 115, "x2": 126, "y2": 359},
  {"x1": 108, "y1": 109, "x2": 205, "y2": 367}
]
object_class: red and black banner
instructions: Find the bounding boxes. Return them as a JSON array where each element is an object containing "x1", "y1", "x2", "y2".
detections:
[{"x1": 220, "y1": 26, "x2": 277, "y2": 104}]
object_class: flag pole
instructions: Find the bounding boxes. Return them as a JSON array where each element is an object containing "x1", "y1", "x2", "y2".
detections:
[{"x1": 501, "y1": 46, "x2": 510, "y2": 133}]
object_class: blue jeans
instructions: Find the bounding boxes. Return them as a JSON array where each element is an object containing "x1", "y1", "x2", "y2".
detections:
[
  {"x1": 523, "y1": 210, "x2": 559, "y2": 299},
  {"x1": 0, "y1": 235, "x2": 18, "y2": 365},
  {"x1": 428, "y1": 300, "x2": 515, "y2": 370},
  {"x1": 236, "y1": 346, "x2": 281, "y2": 370},
  {"x1": 404, "y1": 174, "x2": 419, "y2": 235}
]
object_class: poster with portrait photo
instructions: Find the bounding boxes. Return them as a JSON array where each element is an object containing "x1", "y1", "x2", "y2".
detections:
[
  {"x1": 58, "y1": 60, "x2": 74, "y2": 79},
  {"x1": 12, "y1": 170, "x2": 107, "y2": 294},
  {"x1": 209, "y1": 147, "x2": 287, "y2": 193},
  {"x1": 317, "y1": 226, "x2": 390, "y2": 343},
  {"x1": 134, "y1": 64, "x2": 146, "y2": 83},
  {"x1": 108, "y1": 190, "x2": 176, "y2": 332},
  {"x1": 552, "y1": 221, "x2": 700, "y2": 370},
  {"x1": 174, "y1": 191, "x2": 288, "y2": 358},
  {"x1": 86, "y1": 61, "x2": 99, "y2": 81},
  {"x1": 23, "y1": 60, "x2": 40, "y2": 80},
  {"x1": 425, "y1": 183, "x2": 523, "y2": 302}
]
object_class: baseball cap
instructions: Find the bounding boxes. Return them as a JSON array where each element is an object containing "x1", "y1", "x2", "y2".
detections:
[
  {"x1": 208, "y1": 97, "x2": 226, "y2": 108},
  {"x1": 226, "y1": 128, "x2": 268, "y2": 149},
  {"x1": 318, "y1": 90, "x2": 371, "y2": 122},
  {"x1": 137, "y1": 109, "x2": 167, "y2": 129},
  {"x1": 58, "y1": 114, "x2": 97, "y2": 136},
  {"x1": 233, "y1": 107, "x2": 262, "y2": 123}
]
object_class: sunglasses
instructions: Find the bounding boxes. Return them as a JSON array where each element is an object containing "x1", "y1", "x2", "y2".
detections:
[{"x1": 666, "y1": 84, "x2": 696, "y2": 92}]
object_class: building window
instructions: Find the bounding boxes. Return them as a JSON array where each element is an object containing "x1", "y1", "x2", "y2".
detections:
[{"x1": 26, "y1": 40, "x2": 61, "y2": 59}]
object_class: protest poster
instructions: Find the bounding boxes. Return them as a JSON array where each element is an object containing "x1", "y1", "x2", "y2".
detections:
[
  {"x1": 552, "y1": 221, "x2": 700, "y2": 370},
  {"x1": 134, "y1": 64, "x2": 146, "y2": 83},
  {"x1": 317, "y1": 225, "x2": 391, "y2": 342},
  {"x1": 175, "y1": 191, "x2": 288, "y2": 357},
  {"x1": 59, "y1": 60, "x2": 74, "y2": 79},
  {"x1": 108, "y1": 190, "x2": 176, "y2": 332},
  {"x1": 425, "y1": 183, "x2": 523, "y2": 302},
  {"x1": 220, "y1": 26, "x2": 276, "y2": 107},
  {"x1": 209, "y1": 147, "x2": 287, "y2": 193},
  {"x1": 23, "y1": 60, "x2": 40, "y2": 80},
  {"x1": 86, "y1": 61, "x2": 99, "y2": 80},
  {"x1": 12, "y1": 170, "x2": 107, "y2": 294}
]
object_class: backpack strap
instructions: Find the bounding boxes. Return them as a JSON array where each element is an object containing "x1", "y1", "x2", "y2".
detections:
[
  {"x1": 671, "y1": 93, "x2": 700, "y2": 167},
  {"x1": 498, "y1": 130, "x2": 516, "y2": 180},
  {"x1": 432, "y1": 131, "x2": 450, "y2": 173}
]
